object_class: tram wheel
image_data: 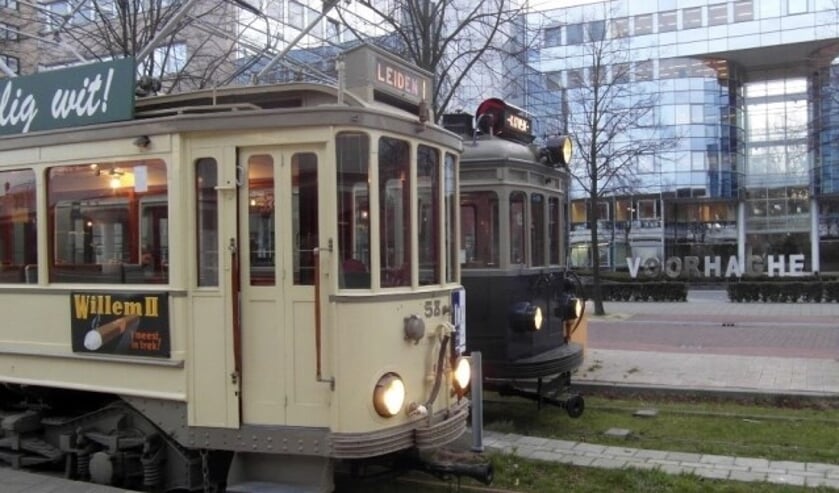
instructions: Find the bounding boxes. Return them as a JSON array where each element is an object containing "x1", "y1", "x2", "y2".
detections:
[{"x1": 565, "y1": 395, "x2": 585, "y2": 418}]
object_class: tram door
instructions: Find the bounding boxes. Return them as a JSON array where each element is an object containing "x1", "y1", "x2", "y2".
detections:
[{"x1": 238, "y1": 147, "x2": 329, "y2": 426}]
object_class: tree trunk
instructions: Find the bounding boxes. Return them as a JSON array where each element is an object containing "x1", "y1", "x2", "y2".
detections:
[{"x1": 590, "y1": 191, "x2": 605, "y2": 316}]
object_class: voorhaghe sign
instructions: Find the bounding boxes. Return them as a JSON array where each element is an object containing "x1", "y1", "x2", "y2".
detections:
[
  {"x1": 628, "y1": 254, "x2": 808, "y2": 279},
  {"x1": 0, "y1": 58, "x2": 135, "y2": 136}
]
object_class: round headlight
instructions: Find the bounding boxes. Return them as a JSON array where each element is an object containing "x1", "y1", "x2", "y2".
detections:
[
  {"x1": 574, "y1": 298, "x2": 583, "y2": 319},
  {"x1": 533, "y1": 306, "x2": 543, "y2": 330},
  {"x1": 373, "y1": 373, "x2": 406, "y2": 417},
  {"x1": 453, "y1": 357, "x2": 471, "y2": 391}
]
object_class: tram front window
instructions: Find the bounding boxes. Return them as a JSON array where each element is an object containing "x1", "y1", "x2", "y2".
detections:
[
  {"x1": 417, "y1": 145, "x2": 440, "y2": 286},
  {"x1": 379, "y1": 137, "x2": 411, "y2": 288},
  {"x1": 336, "y1": 132, "x2": 371, "y2": 289},
  {"x1": 48, "y1": 160, "x2": 168, "y2": 284}
]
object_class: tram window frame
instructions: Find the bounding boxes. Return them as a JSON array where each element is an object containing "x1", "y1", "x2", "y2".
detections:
[
  {"x1": 0, "y1": 169, "x2": 37, "y2": 284},
  {"x1": 444, "y1": 153, "x2": 457, "y2": 283},
  {"x1": 549, "y1": 196, "x2": 561, "y2": 265},
  {"x1": 48, "y1": 159, "x2": 169, "y2": 284},
  {"x1": 379, "y1": 136, "x2": 412, "y2": 288},
  {"x1": 510, "y1": 191, "x2": 527, "y2": 266},
  {"x1": 531, "y1": 193, "x2": 546, "y2": 266},
  {"x1": 196, "y1": 158, "x2": 218, "y2": 287},
  {"x1": 417, "y1": 144, "x2": 440, "y2": 286},
  {"x1": 461, "y1": 191, "x2": 500, "y2": 269},
  {"x1": 336, "y1": 132, "x2": 371, "y2": 289}
]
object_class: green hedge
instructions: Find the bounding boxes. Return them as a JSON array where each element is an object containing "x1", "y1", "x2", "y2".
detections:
[
  {"x1": 726, "y1": 281, "x2": 839, "y2": 302},
  {"x1": 583, "y1": 282, "x2": 688, "y2": 302}
]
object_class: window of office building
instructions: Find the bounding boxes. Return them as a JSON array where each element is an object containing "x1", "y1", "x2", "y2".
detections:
[
  {"x1": 566, "y1": 23, "x2": 583, "y2": 44},
  {"x1": 634, "y1": 14, "x2": 653, "y2": 35},
  {"x1": 634, "y1": 60, "x2": 652, "y2": 81},
  {"x1": 708, "y1": 3, "x2": 728, "y2": 26},
  {"x1": 587, "y1": 20, "x2": 605, "y2": 41},
  {"x1": 567, "y1": 68, "x2": 584, "y2": 88},
  {"x1": 1, "y1": 0, "x2": 18, "y2": 10},
  {"x1": 787, "y1": 0, "x2": 807, "y2": 15},
  {"x1": 733, "y1": 0, "x2": 753, "y2": 22},
  {"x1": 683, "y1": 7, "x2": 702, "y2": 29},
  {"x1": 544, "y1": 26, "x2": 561, "y2": 47},
  {"x1": 659, "y1": 10, "x2": 677, "y2": 32},
  {"x1": 745, "y1": 77, "x2": 811, "y2": 270},
  {"x1": 289, "y1": 1, "x2": 305, "y2": 29},
  {"x1": 611, "y1": 17, "x2": 629, "y2": 38}
]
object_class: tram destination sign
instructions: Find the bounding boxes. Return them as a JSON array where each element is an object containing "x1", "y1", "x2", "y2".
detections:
[{"x1": 0, "y1": 58, "x2": 135, "y2": 136}]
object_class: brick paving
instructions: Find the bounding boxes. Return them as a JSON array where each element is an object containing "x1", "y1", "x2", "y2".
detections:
[{"x1": 482, "y1": 291, "x2": 839, "y2": 489}]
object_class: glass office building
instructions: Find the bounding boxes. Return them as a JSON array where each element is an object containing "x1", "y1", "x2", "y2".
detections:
[{"x1": 525, "y1": 0, "x2": 839, "y2": 273}]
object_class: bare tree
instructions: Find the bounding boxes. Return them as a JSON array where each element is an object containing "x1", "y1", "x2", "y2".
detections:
[
  {"x1": 560, "y1": 18, "x2": 676, "y2": 315},
  {"x1": 6, "y1": 0, "x2": 250, "y2": 93},
  {"x1": 338, "y1": 0, "x2": 526, "y2": 120}
]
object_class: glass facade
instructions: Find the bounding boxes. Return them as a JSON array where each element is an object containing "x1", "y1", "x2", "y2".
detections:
[{"x1": 528, "y1": 0, "x2": 839, "y2": 273}]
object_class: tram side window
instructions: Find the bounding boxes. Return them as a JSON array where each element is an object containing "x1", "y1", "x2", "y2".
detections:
[
  {"x1": 444, "y1": 153, "x2": 457, "y2": 283},
  {"x1": 0, "y1": 169, "x2": 37, "y2": 284},
  {"x1": 510, "y1": 191, "x2": 527, "y2": 265},
  {"x1": 293, "y1": 153, "x2": 318, "y2": 285},
  {"x1": 196, "y1": 159, "x2": 218, "y2": 287},
  {"x1": 417, "y1": 145, "x2": 440, "y2": 286},
  {"x1": 380, "y1": 137, "x2": 412, "y2": 288},
  {"x1": 531, "y1": 194, "x2": 545, "y2": 266},
  {"x1": 336, "y1": 132, "x2": 371, "y2": 289},
  {"x1": 48, "y1": 160, "x2": 168, "y2": 284},
  {"x1": 460, "y1": 191, "x2": 499, "y2": 268},
  {"x1": 549, "y1": 197, "x2": 561, "y2": 265}
]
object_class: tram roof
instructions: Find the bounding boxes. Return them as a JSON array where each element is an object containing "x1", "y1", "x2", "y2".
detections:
[{"x1": 461, "y1": 135, "x2": 540, "y2": 164}]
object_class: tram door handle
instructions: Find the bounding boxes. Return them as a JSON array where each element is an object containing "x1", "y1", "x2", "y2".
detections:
[{"x1": 228, "y1": 238, "x2": 237, "y2": 255}]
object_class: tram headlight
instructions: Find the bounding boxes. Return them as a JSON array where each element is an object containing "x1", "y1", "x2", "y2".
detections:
[
  {"x1": 373, "y1": 373, "x2": 406, "y2": 417},
  {"x1": 556, "y1": 293, "x2": 583, "y2": 321},
  {"x1": 453, "y1": 356, "x2": 471, "y2": 392},
  {"x1": 509, "y1": 302, "x2": 543, "y2": 332}
]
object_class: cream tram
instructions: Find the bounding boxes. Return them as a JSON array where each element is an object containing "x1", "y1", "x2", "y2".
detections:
[
  {"x1": 444, "y1": 99, "x2": 586, "y2": 416},
  {"x1": 0, "y1": 45, "x2": 485, "y2": 492}
]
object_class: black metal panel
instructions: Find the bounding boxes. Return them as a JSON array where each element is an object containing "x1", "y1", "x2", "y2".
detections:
[{"x1": 462, "y1": 270, "x2": 578, "y2": 379}]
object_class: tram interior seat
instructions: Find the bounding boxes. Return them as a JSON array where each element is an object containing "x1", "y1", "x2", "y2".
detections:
[
  {"x1": 0, "y1": 264, "x2": 24, "y2": 283},
  {"x1": 340, "y1": 258, "x2": 369, "y2": 289}
]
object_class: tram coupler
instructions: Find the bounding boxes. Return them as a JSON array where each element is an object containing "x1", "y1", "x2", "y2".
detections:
[
  {"x1": 496, "y1": 383, "x2": 585, "y2": 418},
  {"x1": 412, "y1": 448, "x2": 494, "y2": 485}
]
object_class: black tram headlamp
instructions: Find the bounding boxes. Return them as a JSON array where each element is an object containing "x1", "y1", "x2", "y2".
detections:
[
  {"x1": 453, "y1": 356, "x2": 471, "y2": 393},
  {"x1": 556, "y1": 293, "x2": 583, "y2": 321},
  {"x1": 373, "y1": 373, "x2": 406, "y2": 418},
  {"x1": 509, "y1": 302, "x2": 543, "y2": 332}
]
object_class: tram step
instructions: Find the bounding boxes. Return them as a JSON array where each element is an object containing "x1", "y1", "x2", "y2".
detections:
[{"x1": 226, "y1": 481, "x2": 326, "y2": 493}]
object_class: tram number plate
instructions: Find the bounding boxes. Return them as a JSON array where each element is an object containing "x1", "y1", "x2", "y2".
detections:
[{"x1": 451, "y1": 288, "x2": 466, "y2": 355}]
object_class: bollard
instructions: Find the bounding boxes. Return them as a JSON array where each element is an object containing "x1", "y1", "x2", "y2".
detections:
[{"x1": 470, "y1": 351, "x2": 484, "y2": 452}]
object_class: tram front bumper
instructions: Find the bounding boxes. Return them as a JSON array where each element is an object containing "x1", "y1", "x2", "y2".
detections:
[{"x1": 330, "y1": 399, "x2": 469, "y2": 459}]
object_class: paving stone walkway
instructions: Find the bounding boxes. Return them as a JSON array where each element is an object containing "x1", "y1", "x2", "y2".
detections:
[{"x1": 483, "y1": 431, "x2": 839, "y2": 489}]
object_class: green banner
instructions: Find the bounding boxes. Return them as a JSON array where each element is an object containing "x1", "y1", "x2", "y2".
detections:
[{"x1": 0, "y1": 58, "x2": 135, "y2": 136}]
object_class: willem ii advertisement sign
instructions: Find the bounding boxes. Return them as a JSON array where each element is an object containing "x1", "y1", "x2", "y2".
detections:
[
  {"x1": 628, "y1": 254, "x2": 808, "y2": 279},
  {"x1": 0, "y1": 58, "x2": 135, "y2": 136}
]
